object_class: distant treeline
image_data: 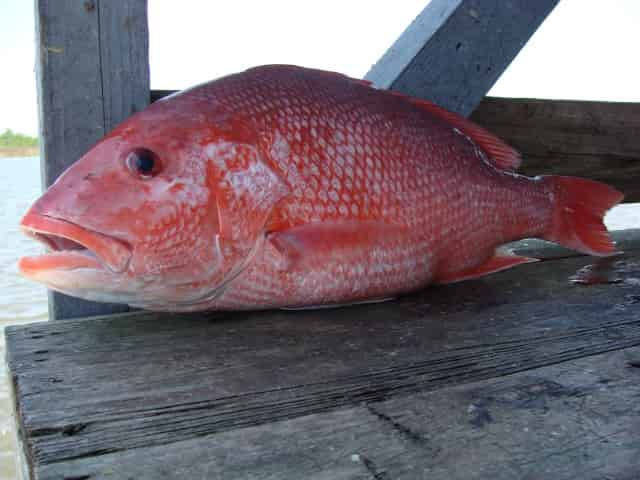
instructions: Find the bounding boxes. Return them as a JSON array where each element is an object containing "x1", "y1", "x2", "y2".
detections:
[{"x1": 0, "y1": 129, "x2": 39, "y2": 148}]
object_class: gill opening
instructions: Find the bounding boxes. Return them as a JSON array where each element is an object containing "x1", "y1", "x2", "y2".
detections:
[{"x1": 173, "y1": 233, "x2": 265, "y2": 306}]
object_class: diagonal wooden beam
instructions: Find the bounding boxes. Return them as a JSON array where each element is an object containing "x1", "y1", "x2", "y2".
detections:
[{"x1": 365, "y1": 0, "x2": 559, "y2": 116}]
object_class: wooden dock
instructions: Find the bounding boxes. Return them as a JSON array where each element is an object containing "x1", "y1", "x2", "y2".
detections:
[
  {"x1": 7, "y1": 0, "x2": 640, "y2": 477},
  {"x1": 6, "y1": 233, "x2": 640, "y2": 479}
]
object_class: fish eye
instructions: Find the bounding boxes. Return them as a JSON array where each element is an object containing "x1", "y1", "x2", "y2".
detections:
[{"x1": 126, "y1": 148, "x2": 160, "y2": 178}]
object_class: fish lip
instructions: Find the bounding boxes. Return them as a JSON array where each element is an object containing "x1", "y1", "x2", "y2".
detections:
[{"x1": 19, "y1": 212, "x2": 132, "y2": 274}]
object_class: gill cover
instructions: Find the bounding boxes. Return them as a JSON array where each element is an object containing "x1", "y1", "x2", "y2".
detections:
[
  {"x1": 177, "y1": 140, "x2": 289, "y2": 307},
  {"x1": 209, "y1": 141, "x2": 289, "y2": 244}
]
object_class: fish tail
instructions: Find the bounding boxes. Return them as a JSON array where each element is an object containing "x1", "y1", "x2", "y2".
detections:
[{"x1": 542, "y1": 176, "x2": 624, "y2": 256}]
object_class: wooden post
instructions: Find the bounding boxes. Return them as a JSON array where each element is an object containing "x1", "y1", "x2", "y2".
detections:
[
  {"x1": 35, "y1": 0, "x2": 149, "y2": 320},
  {"x1": 365, "y1": 0, "x2": 559, "y2": 116}
]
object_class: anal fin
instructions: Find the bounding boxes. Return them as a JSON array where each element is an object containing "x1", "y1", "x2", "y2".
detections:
[{"x1": 435, "y1": 250, "x2": 538, "y2": 284}]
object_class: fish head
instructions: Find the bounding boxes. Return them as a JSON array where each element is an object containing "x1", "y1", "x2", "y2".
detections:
[{"x1": 19, "y1": 95, "x2": 289, "y2": 310}]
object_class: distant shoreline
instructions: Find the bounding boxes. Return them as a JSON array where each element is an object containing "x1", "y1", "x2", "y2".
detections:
[{"x1": 0, "y1": 147, "x2": 39, "y2": 157}]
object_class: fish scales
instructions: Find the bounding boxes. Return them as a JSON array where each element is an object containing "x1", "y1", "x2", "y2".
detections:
[
  {"x1": 18, "y1": 65, "x2": 623, "y2": 311},
  {"x1": 186, "y1": 67, "x2": 548, "y2": 309}
]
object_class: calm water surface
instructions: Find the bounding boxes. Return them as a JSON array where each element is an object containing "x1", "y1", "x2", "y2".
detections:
[
  {"x1": 0, "y1": 156, "x2": 638, "y2": 478},
  {"x1": 1, "y1": 156, "x2": 47, "y2": 479}
]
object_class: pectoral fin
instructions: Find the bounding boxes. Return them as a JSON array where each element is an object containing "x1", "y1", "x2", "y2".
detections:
[
  {"x1": 268, "y1": 221, "x2": 409, "y2": 271},
  {"x1": 435, "y1": 249, "x2": 538, "y2": 284}
]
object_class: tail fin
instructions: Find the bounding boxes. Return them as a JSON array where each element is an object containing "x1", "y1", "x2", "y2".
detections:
[{"x1": 543, "y1": 176, "x2": 624, "y2": 256}]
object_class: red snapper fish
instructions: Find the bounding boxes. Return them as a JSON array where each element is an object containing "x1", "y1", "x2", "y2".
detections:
[{"x1": 19, "y1": 65, "x2": 623, "y2": 311}]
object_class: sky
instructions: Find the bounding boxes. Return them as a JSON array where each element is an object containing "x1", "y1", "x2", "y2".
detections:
[{"x1": 1, "y1": 0, "x2": 640, "y2": 137}]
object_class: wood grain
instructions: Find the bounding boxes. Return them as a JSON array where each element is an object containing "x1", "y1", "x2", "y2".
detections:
[
  {"x1": 6, "y1": 235, "x2": 640, "y2": 478},
  {"x1": 470, "y1": 97, "x2": 640, "y2": 202},
  {"x1": 35, "y1": 0, "x2": 149, "y2": 320},
  {"x1": 33, "y1": 348, "x2": 640, "y2": 480}
]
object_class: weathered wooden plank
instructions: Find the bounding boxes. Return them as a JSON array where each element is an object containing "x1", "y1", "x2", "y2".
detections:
[
  {"x1": 35, "y1": 0, "x2": 149, "y2": 320},
  {"x1": 97, "y1": 1, "x2": 149, "y2": 132},
  {"x1": 364, "y1": 0, "x2": 559, "y2": 116},
  {"x1": 30, "y1": 347, "x2": 640, "y2": 480},
  {"x1": 6, "y1": 236, "x2": 640, "y2": 477},
  {"x1": 471, "y1": 97, "x2": 640, "y2": 203}
]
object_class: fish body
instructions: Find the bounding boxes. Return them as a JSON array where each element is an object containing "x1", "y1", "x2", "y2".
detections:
[{"x1": 19, "y1": 65, "x2": 623, "y2": 311}]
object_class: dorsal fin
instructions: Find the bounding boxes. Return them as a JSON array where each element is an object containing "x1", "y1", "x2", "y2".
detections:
[{"x1": 390, "y1": 92, "x2": 522, "y2": 171}]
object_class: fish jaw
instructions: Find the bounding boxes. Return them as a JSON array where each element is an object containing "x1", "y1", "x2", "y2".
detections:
[{"x1": 19, "y1": 210, "x2": 133, "y2": 286}]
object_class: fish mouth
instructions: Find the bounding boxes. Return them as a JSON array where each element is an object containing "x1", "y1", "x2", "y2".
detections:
[{"x1": 18, "y1": 212, "x2": 132, "y2": 277}]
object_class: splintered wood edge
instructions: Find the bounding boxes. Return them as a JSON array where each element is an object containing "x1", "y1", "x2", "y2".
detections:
[{"x1": 4, "y1": 353, "x2": 31, "y2": 480}]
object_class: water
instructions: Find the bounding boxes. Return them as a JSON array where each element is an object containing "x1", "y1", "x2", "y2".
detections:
[
  {"x1": 1, "y1": 156, "x2": 47, "y2": 480},
  {"x1": 0, "y1": 156, "x2": 638, "y2": 478}
]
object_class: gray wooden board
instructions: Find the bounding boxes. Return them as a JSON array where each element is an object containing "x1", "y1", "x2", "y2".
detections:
[
  {"x1": 470, "y1": 97, "x2": 640, "y2": 203},
  {"x1": 364, "y1": 0, "x2": 559, "y2": 116},
  {"x1": 6, "y1": 235, "x2": 640, "y2": 478},
  {"x1": 27, "y1": 348, "x2": 640, "y2": 480},
  {"x1": 35, "y1": 0, "x2": 149, "y2": 320}
]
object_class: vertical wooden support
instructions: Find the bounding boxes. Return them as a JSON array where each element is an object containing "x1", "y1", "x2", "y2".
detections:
[
  {"x1": 35, "y1": 0, "x2": 149, "y2": 320},
  {"x1": 365, "y1": 0, "x2": 559, "y2": 116}
]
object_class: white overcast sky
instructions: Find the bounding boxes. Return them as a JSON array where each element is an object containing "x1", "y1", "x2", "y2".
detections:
[{"x1": 1, "y1": 0, "x2": 640, "y2": 136}]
